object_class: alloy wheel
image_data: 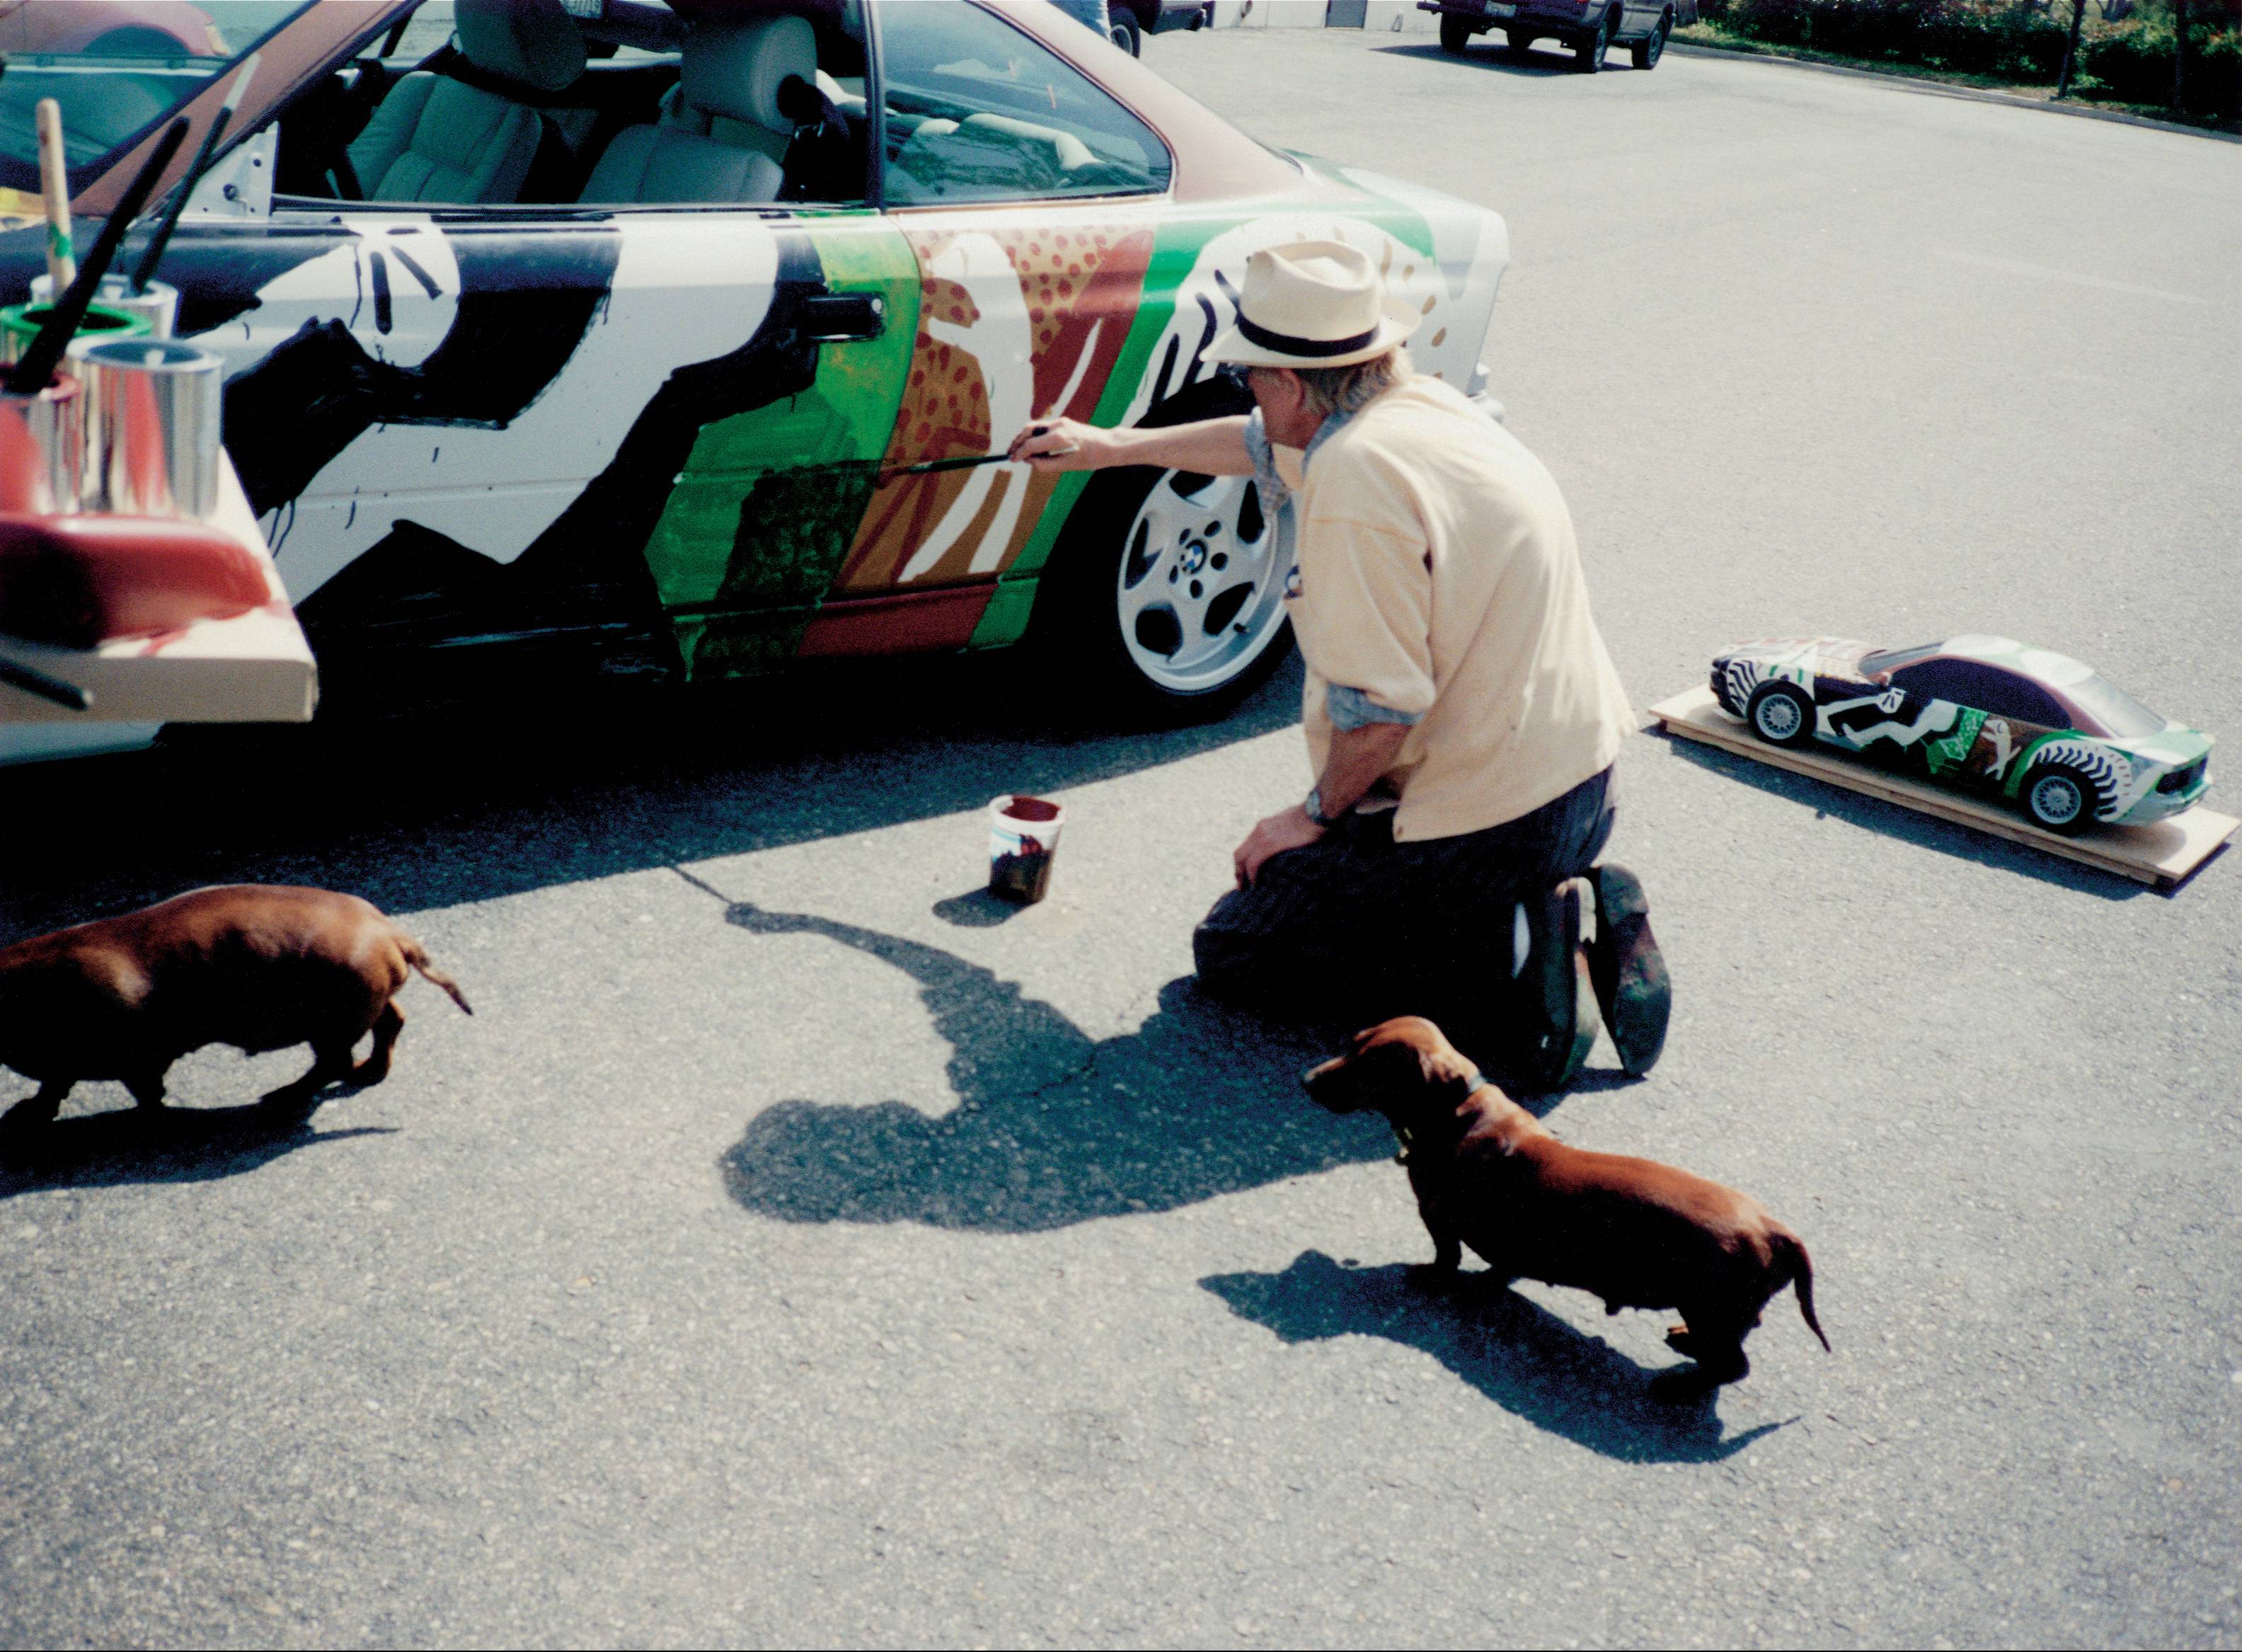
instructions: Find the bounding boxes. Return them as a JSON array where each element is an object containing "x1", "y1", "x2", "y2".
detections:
[{"x1": 1115, "y1": 469, "x2": 1291, "y2": 696}]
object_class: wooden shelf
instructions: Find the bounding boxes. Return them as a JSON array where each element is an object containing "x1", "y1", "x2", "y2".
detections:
[{"x1": 1647, "y1": 686, "x2": 2233, "y2": 890}]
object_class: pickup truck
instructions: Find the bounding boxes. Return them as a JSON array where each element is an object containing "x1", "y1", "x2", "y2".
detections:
[{"x1": 1418, "y1": 0, "x2": 1698, "y2": 71}]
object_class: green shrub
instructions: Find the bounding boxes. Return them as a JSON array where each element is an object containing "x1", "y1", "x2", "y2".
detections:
[
  {"x1": 1701, "y1": 0, "x2": 2239, "y2": 117},
  {"x1": 2083, "y1": 13, "x2": 2242, "y2": 115}
]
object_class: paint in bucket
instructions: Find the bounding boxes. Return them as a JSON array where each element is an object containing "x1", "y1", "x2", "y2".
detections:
[{"x1": 987, "y1": 794, "x2": 1065, "y2": 904}]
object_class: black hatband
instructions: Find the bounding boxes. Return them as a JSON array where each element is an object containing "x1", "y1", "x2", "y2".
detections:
[{"x1": 1234, "y1": 313, "x2": 1381, "y2": 359}]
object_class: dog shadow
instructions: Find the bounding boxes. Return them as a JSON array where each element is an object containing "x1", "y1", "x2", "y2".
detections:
[
  {"x1": 0, "y1": 1091, "x2": 391, "y2": 1199},
  {"x1": 715, "y1": 900, "x2": 1395, "y2": 1233},
  {"x1": 1204, "y1": 1251, "x2": 1789, "y2": 1463}
]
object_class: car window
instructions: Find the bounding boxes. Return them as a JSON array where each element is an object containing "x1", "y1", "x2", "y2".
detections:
[
  {"x1": 2060, "y1": 672, "x2": 2166, "y2": 739},
  {"x1": 879, "y1": 0, "x2": 1170, "y2": 207},
  {"x1": 1890, "y1": 659, "x2": 2069, "y2": 728},
  {"x1": 0, "y1": 1, "x2": 312, "y2": 194},
  {"x1": 271, "y1": 0, "x2": 870, "y2": 211}
]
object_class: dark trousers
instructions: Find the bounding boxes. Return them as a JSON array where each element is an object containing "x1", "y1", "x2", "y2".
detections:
[{"x1": 1192, "y1": 766, "x2": 1616, "y2": 1049}]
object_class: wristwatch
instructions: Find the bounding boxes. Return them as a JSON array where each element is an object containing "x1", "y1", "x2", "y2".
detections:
[{"x1": 1304, "y1": 784, "x2": 1342, "y2": 830}]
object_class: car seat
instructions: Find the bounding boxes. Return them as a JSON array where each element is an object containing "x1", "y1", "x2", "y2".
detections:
[
  {"x1": 347, "y1": 0, "x2": 587, "y2": 204},
  {"x1": 578, "y1": 15, "x2": 815, "y2": 205}
]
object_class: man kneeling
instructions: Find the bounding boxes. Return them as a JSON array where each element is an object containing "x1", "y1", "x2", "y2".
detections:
[{"x1": 1011, "y1": 240, "x2": 1668, "y2": 1090}]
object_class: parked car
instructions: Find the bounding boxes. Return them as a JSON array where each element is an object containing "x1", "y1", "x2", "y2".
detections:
[
  {"x1": 0, "y1": 0, "x2": 1510, "y2": 762},
  {"x1": 1420, "y1": 0, "x2": 1696, "y2": 71},
  {"x1": 1709, "y1": 633, "x2": 2212, "y2": 834},
  {"x1": 1057, "y1": 0, "x2": 1205, "y2": 57}
]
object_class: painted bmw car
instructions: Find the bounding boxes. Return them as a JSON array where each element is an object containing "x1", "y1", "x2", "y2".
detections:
[
  {"x1": 1711, "y1": 634, "x2": 2212, "y2": 834},
  {"x1": 0, "y1": 0, "x2": 1510, "y2": 762}
]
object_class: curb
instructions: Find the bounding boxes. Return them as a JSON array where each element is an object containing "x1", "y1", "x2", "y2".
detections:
[{"x1": 1665, "y1": 38, "x2": 2240, "y2": 142}]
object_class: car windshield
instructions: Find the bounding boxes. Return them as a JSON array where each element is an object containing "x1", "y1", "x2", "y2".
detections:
[
  {"x1": 0, "y1": 2, "x2": 313, "y2": 195},
  {"x1": 2062, "y1": 672, "x2": 2168, "y2": 738}
]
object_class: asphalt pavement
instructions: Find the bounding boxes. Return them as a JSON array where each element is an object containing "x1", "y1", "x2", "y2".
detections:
[{"x1": 1, "y1": 28, "x2": 2238, "y2": 1651}]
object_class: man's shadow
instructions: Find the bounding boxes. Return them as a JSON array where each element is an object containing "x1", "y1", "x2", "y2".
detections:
[
  {"x1": 1203, "y1": 1251, "x2": 1790, "y2": 1463},
  {"x1": 0, "y1": 1092, "x2": 391, "y2": 1200},
  {"x1": 717, "y1": 900, "x2": 1396, "y2": 1232}
]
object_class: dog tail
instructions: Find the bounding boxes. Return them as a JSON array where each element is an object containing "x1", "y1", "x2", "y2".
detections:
[
  {"x1": 1773, "y1": 1229, "x2": 1829, "y2": 1352},
  {"x1": 396, "y1": 932, "x2": 473, "y2": 1016}
]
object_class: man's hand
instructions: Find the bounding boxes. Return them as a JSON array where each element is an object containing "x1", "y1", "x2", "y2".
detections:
[
  {"x1": 1006, "y1": 415, "x2": 1105, "y2": 471},
  {"x1": 1234, "y1": 805, "x2": 1326, "y2": 889}
]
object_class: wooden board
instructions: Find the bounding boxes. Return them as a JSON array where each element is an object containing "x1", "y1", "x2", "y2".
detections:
[
  {"x1": 0, "y1": 459, "x2": 316, "y2": 725},
  {"x1": 1648, "y1": 685, "x2": 2234, "y2": 889}
]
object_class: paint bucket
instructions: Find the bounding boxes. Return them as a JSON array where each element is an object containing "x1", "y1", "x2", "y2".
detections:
[
  {"x1": 0, "y1": 375, "x2": 84, "y2": 516},
  {"x1": 987, "y1": 793, "x2": 1066, "y2": 904},
  {"x1": 76, "y1": 338, "x2": 224, "y2": 521},
  {"x1": 0, "y1": 300, "x2": 150, "y2": 368},
  {"x1": 30, "y1": 273, "x2": 179, "y2": 341}
]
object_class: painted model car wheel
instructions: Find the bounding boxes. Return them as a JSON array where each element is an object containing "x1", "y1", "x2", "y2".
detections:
[
  {"x1": 1038, "y1": 380, "x2": 1293, "y2": 721},
  {"x1": 1747, "y1": 681, "x2": 1815, "y2": 747},
  {"x1": 1632, "y1": 14, "x2": 1669, "y2": 69},
  {"x1": 1108, "y1": 11, "x2": 1142, "y2": 55},
  {"x1": 2020, "y1": 760, "x2": 2099, "y2": 836},
  {"x1": 1440, "y1": 13, "x2": 1475, "y2": 53}
]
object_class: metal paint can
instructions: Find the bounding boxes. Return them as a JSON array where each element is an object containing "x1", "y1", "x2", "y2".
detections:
[
  {"x1": 28, "y1": 274, "x2": 179, "y2": 341},
  {"x1": 0, "y1": 301, "x2": 151, "y2": 367},
  {"x1": 0, "y1": 375, "x2": 85, "y2": 515},
  {"x1": 987, "y1": 793, "x2": 1067, "y2": 904},
  {"x1": 76, "y1": 338, "x2": 224, "y2": 522}
]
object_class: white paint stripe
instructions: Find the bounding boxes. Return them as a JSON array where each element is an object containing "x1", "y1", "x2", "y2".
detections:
[
  {"x1": 1045, "y1": 317, "x2": 1103, "y2": 419},
  {"x1": 1940, "y1": 250, "x2": 2210, "y2": 306}
]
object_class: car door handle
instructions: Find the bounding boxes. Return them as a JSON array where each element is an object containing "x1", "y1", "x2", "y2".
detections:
[{"x1": 799, "y1": 292, "x2": 885, "y2": 342}]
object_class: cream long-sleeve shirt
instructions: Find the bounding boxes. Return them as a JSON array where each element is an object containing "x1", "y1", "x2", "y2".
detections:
[{"x1": 1257, "y1": 375, "x2": 1635, "y2": 843}]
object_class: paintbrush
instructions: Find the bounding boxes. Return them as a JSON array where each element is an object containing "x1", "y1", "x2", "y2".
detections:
[
  {"x1": 35, "y1": 99, "x2": 74, "y2": 296},
  {"x1": 0, "y1": 650, "x2": 92, "y2": 712},
  {"x1": 5, "y1": 116, "x2": 190, "y2": 396},
  {"x1": 128, "y1": 52, "x2": 258, "y2": 295},
  {"x1": 875, "y1": 425, "x2": 1077, "y2": 486}
]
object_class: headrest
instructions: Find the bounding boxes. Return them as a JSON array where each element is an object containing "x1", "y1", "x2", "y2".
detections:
[
  {"x1": 681, "y1": 13, "x2": 817, "y2": 133},
  {"x1": 456, "y1": 0, "x2": 587, "y2": 94}
]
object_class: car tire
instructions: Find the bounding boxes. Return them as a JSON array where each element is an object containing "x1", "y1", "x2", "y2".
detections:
[
  {"x1": 2018, "y1": 759, "x2": 2102, "y2": 836},
  {"x1": 1030, "y1": 377, "x2": 1294, "y2": 725},
  {"x1": 1505, "y1": 28, "x2": 1534, "y2": 53},
  {"x1": 1631, "y1": 12, "x2": 1669, "y2": 68},
  {"x1": 1575, "y1": 8, "x2": 1613, "y2": 70},
  {"x1": 1109, "y1": 10, "x2": 1143, "y2": 55},
  {"x1": 1439, "y1": 13, "x2": 1476, "y2": 53},
  {"x1": 1745, "y1": 681, "x2": 1815, "y2": 748}
]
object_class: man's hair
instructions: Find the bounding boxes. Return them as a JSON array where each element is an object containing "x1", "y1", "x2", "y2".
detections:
[{"x1": 1291, "y1": 347, "x2": 1411, "y2": 419}]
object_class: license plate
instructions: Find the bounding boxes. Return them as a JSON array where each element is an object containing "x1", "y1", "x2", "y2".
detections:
[{"x1": 1487, "y1": 1, "x2": 1517, "y2": 14}]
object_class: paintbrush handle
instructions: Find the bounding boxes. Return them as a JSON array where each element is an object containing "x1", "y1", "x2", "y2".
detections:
[
  {"x1": 5, "y1": 117, "x2": 189, "y2": 396},
  {"x1": 35, "y1": 101, "x2": 74, "y2": 295},
  {"x1": 0, "y1": 650, "x2": 92, "y2": 712},
  {"x1": 130, "y1": 52, "x2": 256, "y2": 295}
]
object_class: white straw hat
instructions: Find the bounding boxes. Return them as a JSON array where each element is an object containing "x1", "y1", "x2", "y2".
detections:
[{"x1": 1203, "y1": 239, "x2": 1420, "y2": 370}]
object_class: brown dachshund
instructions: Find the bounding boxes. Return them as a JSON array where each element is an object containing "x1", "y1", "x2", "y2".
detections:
[
  {"x1": 1304, "y1": 1016, "x2": 1827, "y2": 1399},
  {"x1": 0, "y1": 885, "x2": 471, "y2": 1130}
]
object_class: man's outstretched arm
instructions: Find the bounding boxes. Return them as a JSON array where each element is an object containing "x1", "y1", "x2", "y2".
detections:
[{"x1": 1008, "y1": 415, "x2": 1255, "y2": 477}]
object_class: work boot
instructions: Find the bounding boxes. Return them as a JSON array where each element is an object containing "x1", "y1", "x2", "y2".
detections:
[
  {"x1": 1513, "y1": 877, "x2": 1598, "y2": 1095},
  {"x1": 1586, "y1": 862, "x2": 1671, "y2": 1077}
]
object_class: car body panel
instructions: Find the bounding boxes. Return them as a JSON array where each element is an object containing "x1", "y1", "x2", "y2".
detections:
[
  {"x1": 0, "y1": 0, "x2": 1510, "y2": 748},
  {"x1": 1710, "y1": 633, "x2": 2213, "y2": 828}
]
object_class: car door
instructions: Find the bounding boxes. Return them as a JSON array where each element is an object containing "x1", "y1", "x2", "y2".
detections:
[
  {"x1": 1885, "y1": 658, "x2": 2064, "y2": 785},
  {"x1": 162, "y1": 0, "x2": 919, "y2": 692},
  {"x1": 810, "y1": 0, "x2": 1176, "y2": 658}
]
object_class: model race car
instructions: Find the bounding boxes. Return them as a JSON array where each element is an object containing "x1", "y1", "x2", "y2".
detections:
[{"x1": 1710, "y1": 634, "x2": 2212, "y2": 835}]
